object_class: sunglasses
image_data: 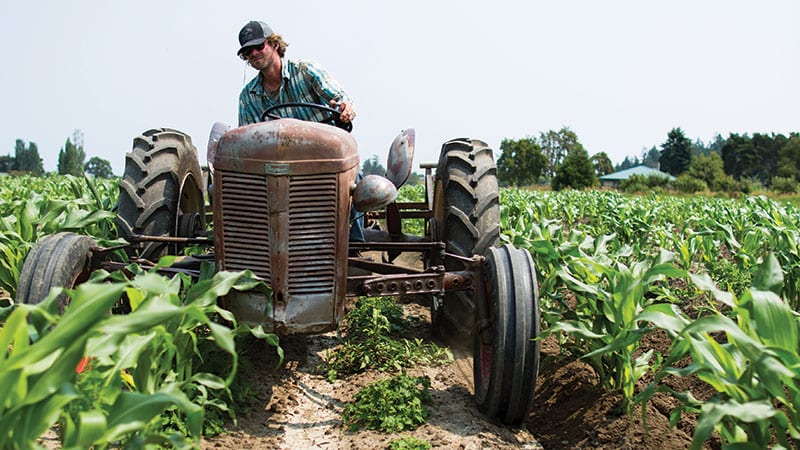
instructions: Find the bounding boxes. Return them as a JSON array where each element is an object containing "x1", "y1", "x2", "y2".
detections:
[{"x1": 239, "y1": 42, "x2": 265, "y2": 60}]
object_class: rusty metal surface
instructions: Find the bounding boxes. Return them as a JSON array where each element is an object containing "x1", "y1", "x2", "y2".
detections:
[
  {"x1": 352, "y1": 175, "x2": 397, "y2": 212},
  {"x1": 214, "y1": 118, "x2": 358, "y2": 176},
  {"x1": 347, "y1": 270, "x2": 475, "y2": 297},
  {"x1": 386, "y1": 129, "x2": 415, "y2": 188},
  {"x1": 212, "y1": 118, "x2": 359, "y2": 334}
]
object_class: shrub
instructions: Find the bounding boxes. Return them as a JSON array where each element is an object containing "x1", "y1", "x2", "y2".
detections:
[
  {"x1": 770, "y1": 176, "x2": 797, "y2": 194},
  {"x1": 673, "y1": 174, "x2": 708, "y2": 193},
  {"x1": 734, "y1": 177, "x2": 763, "y2": 195}
]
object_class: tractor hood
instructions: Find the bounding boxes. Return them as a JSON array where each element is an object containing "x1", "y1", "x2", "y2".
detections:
[{"x1": 214, "y1": 119, "x2": 359, "y2": 176}]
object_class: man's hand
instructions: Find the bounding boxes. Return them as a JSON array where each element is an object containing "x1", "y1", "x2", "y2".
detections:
[{"x1": 330, "y1": 99, "x2": 356, "y2": 123}]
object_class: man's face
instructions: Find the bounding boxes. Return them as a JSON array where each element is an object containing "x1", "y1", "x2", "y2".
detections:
[{"x1": 244, "y1": 42, "x2": 277, "y2": 71}]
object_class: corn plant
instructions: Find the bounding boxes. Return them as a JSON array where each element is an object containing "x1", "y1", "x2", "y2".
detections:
[
  {"x1": 540, "y1": 247, "x2": 684, "y2": 411},
  {"x1": 0, "y1": 263, "x2": 278, "y2": 449},
  {"x1": 0, "y1": 175, "x2": 117, "y2": 295},
  {"x1": 636, "y1": 255, "x2": 800, "y2": 449}
]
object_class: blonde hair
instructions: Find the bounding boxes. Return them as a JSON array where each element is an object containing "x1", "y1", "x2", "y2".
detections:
[{"x1": 266, "y1": 34, "x2": 288, "y2": 57}]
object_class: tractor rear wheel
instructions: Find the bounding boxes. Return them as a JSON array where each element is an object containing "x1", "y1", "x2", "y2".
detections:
[
  {"x1": 431, "y1": 138, "x2": 500, "y2": 339},
  {"x1": 116, "y1": 128, "x2": 205, "y2": 261},
  {"x1": 473, "y1": 244, "x2": 540, "y2": 425},
  {"x1": 17, "y1": 232, "x2": 95, "y2": 312}
]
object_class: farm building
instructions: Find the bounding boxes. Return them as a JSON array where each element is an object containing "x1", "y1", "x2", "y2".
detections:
[{"x1": 599, "y1": 165, "x2": 675, "y2": 187}]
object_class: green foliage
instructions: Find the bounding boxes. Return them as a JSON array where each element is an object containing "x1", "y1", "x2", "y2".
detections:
[
  {"x1": 84, "y1": 156, "x2": 115, "y2": 179},
  {"x1": 539, "y1": 127, "x2": 583, "y2": 178},
  {"x1": 497, "y1": 137, "x2": 547, "y2": 186},
  {"x1": 389, "y1": 435, "x2": 432, "y2": 449},
  {"x1": 361, "y1": 154, "x2": 386, "y2": 176},
  {"x1": 0, "y1": 155, "x2": 14, "y2": 173},
  {"x1": 590, "y1": 151, "x2": 615, "y2": 176},
  {"x1": 395, "y1": 184, "x2": 425, "y2": 235},
  {"x1": 57, "y1": 131, "x2": 86, "y2": 176},
  {"x1": 659, "y1": 127, "x2": 693, "y2": 176},
  {"x1": 13, "y1": 139, "x2": 44, "y2": 175},
  {"x1": 342, "y1": 373, "x2": 432, "y2": 432},
  {"x1": 319, "y1": 297, "x2": 452, "y2": 381},
  {"x1": 500, "y1": 187, "x2": 800, "y2": 447},
  {"x1": 673, "y1": 174, "x2": 708, "y2": 193},
  {"x1": 551, "y1": 146, "x2": 597, "y2": 191},
  {"x1": 619, "y1": 174, "x2": 671, "y2": 194},
  {"x1": 0, "y1": 175, "x2": 118, "y2": 295},
  {"x1": 641, "y1": 146, "x2": 661, "y2": 168},
  {"x1": 776, "y1": 135, "x2": 800, "y2": 180},
  {"x1": 770, "y1": 176, "x2": 797, "y2": 194},
  {"x1": 687, "y1": 152, "x2": 728, "y2": 191},
  {"x1": 635, "y1": 257, "x2": 800, "y2": 450},
  {"x1": 0, "y1": 265, "x2": 280, "y2": 449},
  {"x1": 342, "y1": 296, "x2": 409, "y2": 338},
  {"x1": 542, "y1": 249, "x2": 684, "y2": 412},
  {"x1": 734, "y1": 177, "x2": 763, "y2": 195},
  {"x1": 704, "y1": 257, "x2": 751, "y2": 297},
  {"x1": 405, "y1": 171, "x2": 423, "y2": 186}
]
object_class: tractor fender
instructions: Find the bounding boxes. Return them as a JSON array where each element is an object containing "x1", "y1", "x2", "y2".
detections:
[{"x1": 385, "y1": 128, "x2": 415, "y2": 188}]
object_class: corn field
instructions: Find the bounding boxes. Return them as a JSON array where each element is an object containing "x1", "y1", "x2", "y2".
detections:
[
  {"x1": 0, "y1": 175, "x2": 278, "y2": 449},
  {"x1": 3, "y1": 175, "x2": 800, "y2": 448}
]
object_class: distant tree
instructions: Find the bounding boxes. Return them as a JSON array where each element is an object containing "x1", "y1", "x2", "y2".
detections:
[
  {"x1": 590, "y1": 152, "x2": 614, "y2": 176},
  {"x1": 14, "y1": 139, "x2": 45, "y2": 175},
  {"x1": 616, "y1": 155, "x2": 639, "y2": 171},
  {"x1": 753, "y1": 132, "x2": 784, "y2": 183},
  {"x1": 659, "y1": 128, "x2": 692, "y2": 176},
  {"x1": 687, "y1": 152, "x2": 729, "y2": 191},
  {"x1": 0, "y1": 155, "x2": 14, "y2": 172},
  {"x1": 552, "y1": 146, "x2": 597, "y2": 191},
  {"x1": 84, "y1": 156, "x2": 114, "y2": 178},
  {"x1": 708, "y1": 134, "x2": 726, "y2": 154},
  {"x1": 497, "y1": 137, "x2": 547, "y2": 186},
  {"x1": 641, "y1": 146, "x2": 660, "y2": 168},
  {"x1": 406, "y1": 171, "x2": 422, "y2": 186},
  {"x1": 692, "y1": 138, "x2": 711, "y2": 157},
  {"x1": 771, "y1": 176, "x2": 797, "y2": 194},
  {"x1": 361, "y1": 155, "x2": 385, "y2": 176},
  {"x1": 58, "y1": 130, "x2": 86, "y2": 176},
  {"x1": 776, "y1": 135, "x2": 800, "y2": 180},
  {"x1": 539, "y1": 127, "x2": 583, "y2": 178},
  {"x1": 721, "y1": 133, "x2": 760, "y2": 182}
]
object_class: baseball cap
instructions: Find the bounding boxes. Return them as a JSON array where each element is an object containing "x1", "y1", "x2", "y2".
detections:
[{"x1": 237, "y1": 21, "x2": 274, "y2": 55}]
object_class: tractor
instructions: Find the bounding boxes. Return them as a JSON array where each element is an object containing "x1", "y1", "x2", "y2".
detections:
[{"x1": 17, "y1": 103, "x2": 541, "y2": 425}]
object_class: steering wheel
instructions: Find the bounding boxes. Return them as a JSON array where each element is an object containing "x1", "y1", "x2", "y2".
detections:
[{"x1": 261, "y1": 102, "x2": 353, "y2": 132}]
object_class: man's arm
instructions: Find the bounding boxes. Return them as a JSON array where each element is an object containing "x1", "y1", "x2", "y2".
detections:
[{"x1": 301, "y1": 61, "x2": 356, "y2": 123}]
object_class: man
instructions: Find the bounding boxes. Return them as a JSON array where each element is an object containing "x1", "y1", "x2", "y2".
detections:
[
  {"x1": 237, "y1": 20, "x2": 356, "y2": 126},
  {"x1": 236, "y1": 20, "x2": 364, "y2": 243}
]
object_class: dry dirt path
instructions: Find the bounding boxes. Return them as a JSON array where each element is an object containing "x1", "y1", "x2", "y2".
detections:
[{"x1": 202, "y1": 300, "x2": 542, "y2": 449}]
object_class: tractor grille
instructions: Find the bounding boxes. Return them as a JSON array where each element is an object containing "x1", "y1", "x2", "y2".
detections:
[
  {"x1": 287, "y1": 174, "x2": 337, "y2": 295},
  {"x1": 219, "y1": 172, "x2": 271, "y2": 279},
  {"x1": 219, "y1": 171, "x2": 339, "y2": 296}
]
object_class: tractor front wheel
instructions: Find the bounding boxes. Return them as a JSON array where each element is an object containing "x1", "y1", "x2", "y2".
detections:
[
  {"x1": 17, "y1": 232, "x2": 96, "y2": 312},
  {"x1": 473, "y1": 244, "x2": 540, "y2": 425}
]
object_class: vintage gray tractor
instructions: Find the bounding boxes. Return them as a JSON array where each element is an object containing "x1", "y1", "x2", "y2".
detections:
[{"x1": 18, "y1": 103, "x2": 540, "y2": 425}]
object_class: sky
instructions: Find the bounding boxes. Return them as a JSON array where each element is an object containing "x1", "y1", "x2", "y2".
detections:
[{"x1": 1, "y1": 1, "x2": 798, "y2": 175}]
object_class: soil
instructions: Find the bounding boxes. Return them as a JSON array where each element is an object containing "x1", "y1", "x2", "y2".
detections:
[{"x1": 202, "y1": 254, "x2": 714, "y2": 450}]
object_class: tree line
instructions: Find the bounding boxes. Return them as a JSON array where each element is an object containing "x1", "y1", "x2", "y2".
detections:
[
  {"x1": 497, "y1": 127, "x2": 800, "y2": 192},
  {"x1": 2, "y1": 130, "x2": 114, "y2": 178}
]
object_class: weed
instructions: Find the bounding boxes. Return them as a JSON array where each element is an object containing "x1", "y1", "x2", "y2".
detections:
[
  {"x1": 319, "y1": 297, "x2": 452, "y2": 381},
  {"x1": 389, "y1": 435, "x2": 432, "y2": 449},
  {"x1": 342, "y1": 373, "x2": 432, "y2": 432}
]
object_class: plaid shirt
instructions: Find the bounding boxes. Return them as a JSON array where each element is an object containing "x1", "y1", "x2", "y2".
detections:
[{"x1": 238, "y1": 58, "x2": 354, "y2": 126}]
